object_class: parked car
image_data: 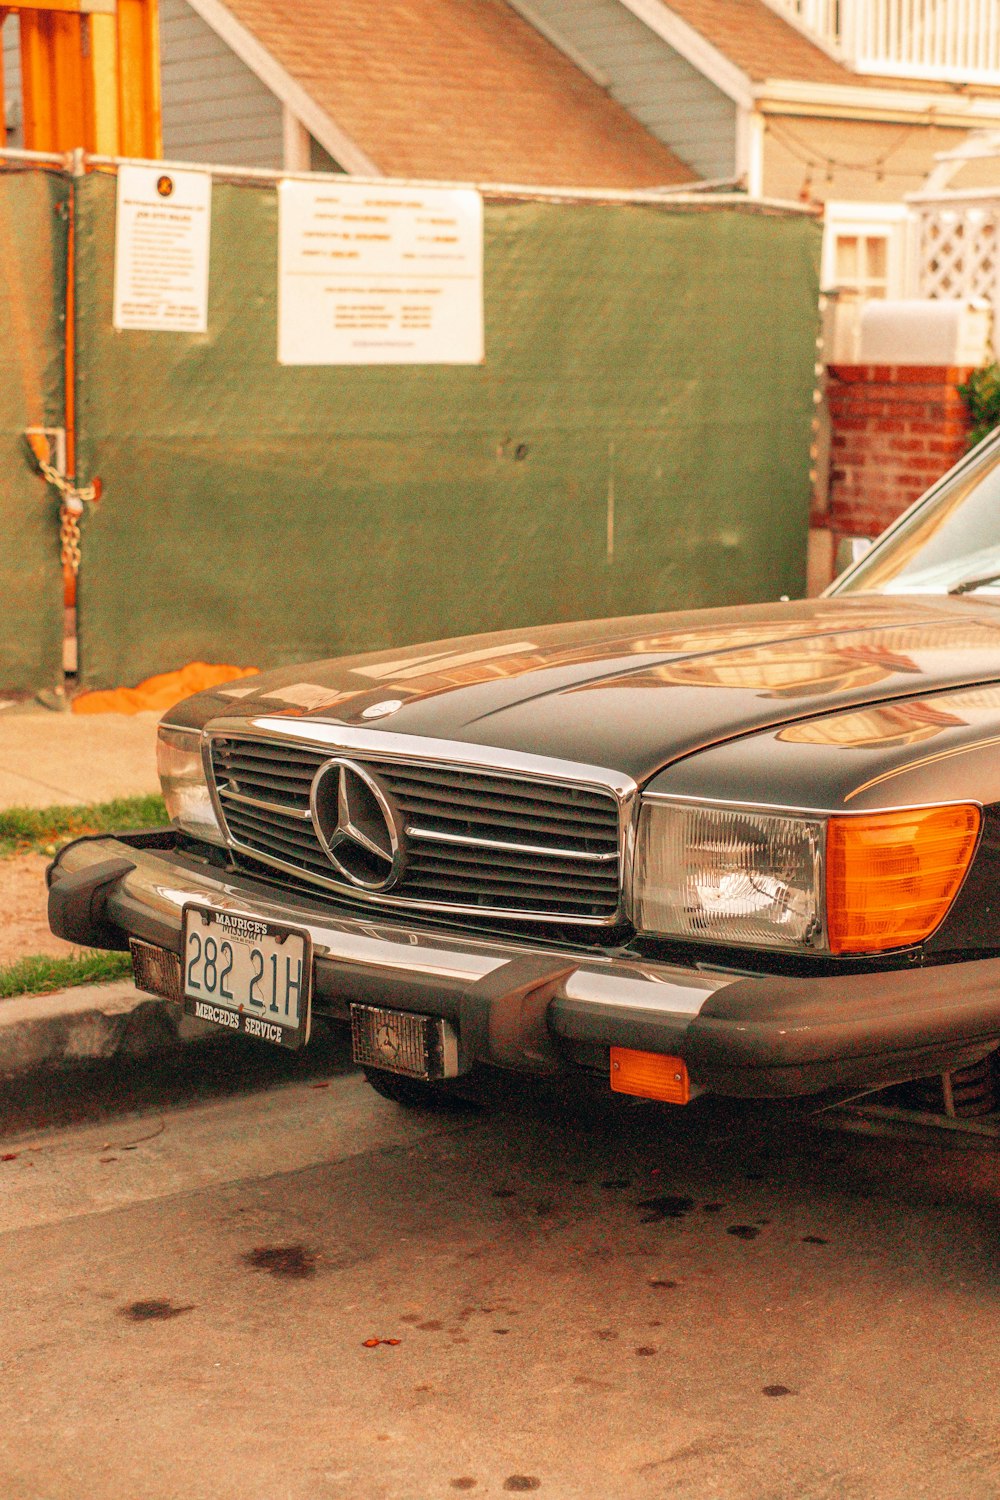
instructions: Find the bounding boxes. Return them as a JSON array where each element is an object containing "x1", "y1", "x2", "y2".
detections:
[{"x1": 49, "y1": 432, "x2": 1000, "y2": 1110}]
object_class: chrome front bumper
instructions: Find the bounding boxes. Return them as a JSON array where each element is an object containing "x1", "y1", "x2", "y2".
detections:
[
  {"x1": 48, "y1": 832, "x2": 724, "y2": 1065},
  {"x1": 47, "y1": 832, "x2": 1000, "y2": 1097}
]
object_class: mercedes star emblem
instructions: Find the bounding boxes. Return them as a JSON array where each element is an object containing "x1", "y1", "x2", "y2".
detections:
[
  {"x1": 361, "y1": 699, "x2": 403, "y2": 720},
  {"x1": 376, "y1": 1022, "x2": 402, "y2": 1060},
  {"x1": 310, "y1": 758, "x2": 404, "y2": 891}
]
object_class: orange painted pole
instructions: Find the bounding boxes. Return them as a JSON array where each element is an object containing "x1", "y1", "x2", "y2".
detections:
[
  {"x1": 0, "y1": 12, "x2": 6, "y2": 148},
  {"x1": 49, "y1": 9, "x2": 87, "y2": 151},
  {"x1": 116, "y1": 0, "x2": 160, "y2": 157},
  {"x1": 18, "y1": 8, "x2": 54, "y2": 150},
  {"x1": 14, "y1": 0, "x2": 160, "y2": 156},
  {"x1": 63, "y1": 164, "x2": 76, "y2": 606}
]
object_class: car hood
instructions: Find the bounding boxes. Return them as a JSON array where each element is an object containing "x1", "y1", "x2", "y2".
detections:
[{"x1": 174, "y1": 594, "x2": 1000, "y2": 786}]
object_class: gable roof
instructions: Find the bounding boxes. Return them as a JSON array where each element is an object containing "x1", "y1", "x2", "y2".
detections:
[
  {"x1": 199, "y1": 0, "x2": 695, "y2": 188},
  {"x1": 648, "y1": 0, "x2": 1000, "y2": 98},
  {"x1": 660, "y1": 0, "x2": 853, "y2": 85}
]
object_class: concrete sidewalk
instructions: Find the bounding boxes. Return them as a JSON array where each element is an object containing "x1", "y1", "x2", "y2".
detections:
[{"x1": 0, "y1": 707, "x2": 160, "y2": 809}]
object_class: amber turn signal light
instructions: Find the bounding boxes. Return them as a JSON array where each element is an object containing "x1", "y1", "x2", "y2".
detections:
[
  {"x1": 610, "y1": 1047, "x2": 690, "y2": 1104},
  {"x1": 826, "y1": 803, "x2": 981, "y2": 955}
]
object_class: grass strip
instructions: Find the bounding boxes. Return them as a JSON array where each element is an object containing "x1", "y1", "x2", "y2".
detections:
[
  {"x1": 0, "y1": 950, "x2": 133, "y2": 1000},
  {"x1": 0, "y1": 794, "x2": 167, "y2": 858}
]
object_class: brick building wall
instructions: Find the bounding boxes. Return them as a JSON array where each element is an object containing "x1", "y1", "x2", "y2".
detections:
[{"x1": 821, "y1": 364, "x2": 972, "y2": 544}]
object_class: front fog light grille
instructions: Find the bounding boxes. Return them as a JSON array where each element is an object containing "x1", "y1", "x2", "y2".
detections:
[{"x1": 635, "y1": 801, "x2": 824, "y2": 951}]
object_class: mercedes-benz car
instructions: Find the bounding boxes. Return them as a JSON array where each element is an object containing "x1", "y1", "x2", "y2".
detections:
[{"x1": 48, "y1": 431, "x2": 1000, "y2": 1111}]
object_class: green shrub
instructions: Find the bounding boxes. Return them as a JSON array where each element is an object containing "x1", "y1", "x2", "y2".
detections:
[{"x1": 958, "y1": 364, "x2": 1000, "y2": 449}]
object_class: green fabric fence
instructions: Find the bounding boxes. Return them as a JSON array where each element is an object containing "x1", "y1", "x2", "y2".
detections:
[
  {"x1": 0, "y1": 168, "x2": 68, "y2": 692},
  {"x1": 66, "y1": 174, "x2": 820, "y2": 688}
]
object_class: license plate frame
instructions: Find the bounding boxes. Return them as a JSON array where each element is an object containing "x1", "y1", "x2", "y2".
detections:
[{"x1": 181, "y1": 904, "x2": 313, "y2": 1050}]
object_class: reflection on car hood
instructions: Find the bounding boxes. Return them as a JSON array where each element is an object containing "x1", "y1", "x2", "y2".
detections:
[{"x1": 175, "y1": 594, "x2": 1000, "y2": 785}]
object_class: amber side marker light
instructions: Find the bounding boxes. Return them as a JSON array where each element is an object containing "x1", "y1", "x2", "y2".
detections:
[
  {"x1": 826, "y1": 803, "x2": 981, "y2": 955},
  {"x1": 610, "y1": 1048, "x2": 690, "y2": 1104}
]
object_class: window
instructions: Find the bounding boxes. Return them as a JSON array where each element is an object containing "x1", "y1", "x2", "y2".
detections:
[
  {"x1": 834, "y1": 233, "x2": 890, "y2": 301},
  {"x1": 821, "y1": 202, "x2": 911, "y2": 305}
]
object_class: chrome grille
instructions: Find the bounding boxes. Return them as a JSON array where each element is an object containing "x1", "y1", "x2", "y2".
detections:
[{"x1": 210, "y1": 735, "x2": 623, "y2": 923}]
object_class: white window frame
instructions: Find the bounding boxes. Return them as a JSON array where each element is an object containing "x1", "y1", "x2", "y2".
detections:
[{"x1": 821, "y1": 201, "x2": 913, "y2": 302}]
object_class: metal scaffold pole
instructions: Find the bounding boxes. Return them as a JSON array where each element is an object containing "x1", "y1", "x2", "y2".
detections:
[{"x1": 0, "y1": 0, "x2": 161, "y2": 157}]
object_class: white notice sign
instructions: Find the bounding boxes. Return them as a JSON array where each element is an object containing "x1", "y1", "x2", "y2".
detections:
[
  {"x1": 278, "y1": 179, "x2": 483, "y2": 365},
  {"x1": 113, "y1": 165, "x2": 211, "y2": 333}
]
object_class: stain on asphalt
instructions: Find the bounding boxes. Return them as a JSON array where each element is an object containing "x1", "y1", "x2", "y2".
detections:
[
  {"x1": 119, "y1": 1300, "x2": 193, "y2": 1322},
  {"x1": 418, "y1": 1320, "x2": 443, "y2": 1331},
  {"x1": 601, "y1": 1178, "x2": 631, "y2": 1191},
  {"x1": 242, "y1": 1244, "x2": 316, "y2": 1279},
  {"x1": 450, "y1": 1481, "x2": 478, "y2": 1491},
  {"x1": 637, "y1": 1195, "x2": 695, "y2": 1223},
  {"x1": 727, "y1": 1225, "x2": 761, "y2": 1240},
  {"x1": 492, "y1": 1188, "x2": 516, "y2": 1199},
  {"x1": 648, "y1": 1278, "x2": 679, "y2": 1289},
  {"x1": 802, "y1": 1235, "x2": 829, "y2": 1245},
  {"x1": 635, "y1": 1346, "x2": 657, "y2": 1357},
  {"x1": 762, "y1": 1385, "x2": 795, "y2": 1398},
  {"x1": 503, "y1": 1478, "x2": 541, "y2": 1492}
]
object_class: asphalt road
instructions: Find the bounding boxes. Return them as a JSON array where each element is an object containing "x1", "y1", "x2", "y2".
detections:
[{"x1": 2, "y1": 1029, "x2": 1000, "y2": 1500}]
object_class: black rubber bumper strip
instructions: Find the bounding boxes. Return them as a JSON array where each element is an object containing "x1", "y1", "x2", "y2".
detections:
[
  {"x1": 47, "y1": 856, "x2": 137, "y2": 951},
  {"x1": 683, "y1": 956, "x2": 1000, "y2": 1096}
]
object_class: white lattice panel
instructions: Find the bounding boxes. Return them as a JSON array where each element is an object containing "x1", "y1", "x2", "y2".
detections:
[{"x1": 918, "y1": 205, "x2": 1000, "y2": 308}]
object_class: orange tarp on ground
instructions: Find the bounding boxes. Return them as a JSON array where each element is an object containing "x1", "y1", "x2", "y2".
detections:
[{"x1": 72, "y1": 662, "x2": 258, "y2": 715}]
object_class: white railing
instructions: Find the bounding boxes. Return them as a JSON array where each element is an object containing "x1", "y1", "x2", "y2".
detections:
[{"x1": 764, "y1": 0, "x2": 1000, "y2": 83}]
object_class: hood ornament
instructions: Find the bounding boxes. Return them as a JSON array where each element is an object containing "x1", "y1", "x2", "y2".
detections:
[{"x1": 361, "y1": 699, "x2": 403, "y2": 721}]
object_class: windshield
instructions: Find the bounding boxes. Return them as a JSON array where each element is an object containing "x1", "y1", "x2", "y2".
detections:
[{"x1": 833, "y1": 435, "x2": 1000, "y2": 599}]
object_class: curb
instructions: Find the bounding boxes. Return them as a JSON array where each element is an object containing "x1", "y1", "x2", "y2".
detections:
[{"x1": 0, "y1": 980, "x2": 216, "y2": 1079}]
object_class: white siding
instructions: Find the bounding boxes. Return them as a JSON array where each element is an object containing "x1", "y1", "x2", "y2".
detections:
[
  {"x1": 159, "y1": 0, "x2": 284, "y2": 169},
  {"x1": 518, "y1": 0, "x2": 737, "y2": 181},
  {"x1": 2, "y1": 15, "x2": 23, "y2": 150}
]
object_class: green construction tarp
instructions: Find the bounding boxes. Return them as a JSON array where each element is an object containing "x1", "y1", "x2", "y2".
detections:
[
  {"x1": 0, "y1": 169, "x2": 68, "y2": 692},
  {"x1": 73, "y1": 172, "x2": 822, "y2": 688}
]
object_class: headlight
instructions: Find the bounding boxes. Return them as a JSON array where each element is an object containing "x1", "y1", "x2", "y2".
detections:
[
  {"x1": 635, "y1": 802, "x2": 824, "y2": 950},
  {"x1": 634, "y1": 799, "x2": 981, "y2": 955},
  {"x1": 156, "y1": 725, "x2": 225, "y2": 846}
]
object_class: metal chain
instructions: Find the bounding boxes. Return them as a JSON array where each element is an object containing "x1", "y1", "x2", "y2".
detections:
[
  {"x1": 58, "y1": 501, "x2": 83, "y2": 577},
  {"x1": 33, "y1": 455, "x2": 98, "y2": 579}
]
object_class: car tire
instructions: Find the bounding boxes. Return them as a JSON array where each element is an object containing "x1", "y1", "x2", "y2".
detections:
[{"x1": 362, "y1": 1066, "x2": 471, "y2": 1109}]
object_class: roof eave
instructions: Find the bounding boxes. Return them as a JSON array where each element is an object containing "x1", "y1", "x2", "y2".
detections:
[
  {"x1": 758, "y1": 77, "x2": 1000, "y2": 126},
  {"x1": 182, "y1": 0, "x2": 382, "y2": 175}
]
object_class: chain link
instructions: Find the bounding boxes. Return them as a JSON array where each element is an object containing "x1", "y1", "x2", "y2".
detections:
[
  {"x1": 58, "y1": 503, "x2": 83, "y2": 577},
  {"x1": 32, "y1": 454, "x2": 97, "y2": 579}
]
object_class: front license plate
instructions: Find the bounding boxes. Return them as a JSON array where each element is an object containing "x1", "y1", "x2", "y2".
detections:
[{"x1": 182, "y1": 905, "x2": 312, "y2": 1049}]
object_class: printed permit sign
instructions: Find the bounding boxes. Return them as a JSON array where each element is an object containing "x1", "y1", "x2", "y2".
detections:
[
  {"x1": 278, "y1": 178, "x2": 483, "y2": 365},
  {"x1": 113, "y1": 165, "x2": 211, "y2": 333}
]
